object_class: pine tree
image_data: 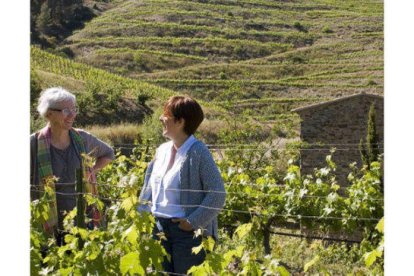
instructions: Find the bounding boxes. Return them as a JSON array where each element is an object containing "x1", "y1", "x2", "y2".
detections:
[
  {"x1": 358, "y1": 137, "x2": 368, "y2": 166},
  {"x1": 36, "y1": 2, "x2": 53, "y2": 34},
  {"x1": 366, "y1": 103, "x2": 380, "y2": 163},
  {"x1": 359, "y1": 103, "x2": 380, "y2": 169}
]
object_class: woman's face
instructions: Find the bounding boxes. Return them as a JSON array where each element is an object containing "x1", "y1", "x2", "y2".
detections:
[
  {"x1": 46, "y1": 100, "x2": 77, "y2": 130},
  {"x1": 159, "y1": 113, "x2": 185, "y2": 140}
]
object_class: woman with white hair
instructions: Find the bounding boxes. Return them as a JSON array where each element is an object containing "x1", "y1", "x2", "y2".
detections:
[{"x1": 30, "y1": 87, "x2": 115, "y2": 244}]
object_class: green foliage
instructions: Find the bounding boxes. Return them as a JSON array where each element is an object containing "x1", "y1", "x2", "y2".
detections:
[
  {"x1": 32, "y1": 0, "x2": 99, "y2": 47},
  {"x1": 36, "y1": 2, "x2": 53, "y2": 34},
  {"x1": 137, "y1": 94, "x2": 151, "y2": 106},
  {"x1": 30, "y1": 0, "x2": 384, "y2": 272},
  {"x1": 367, "y1": 103, "x2": 380, "y2": 163},
  {"x1": 30, "y1": 46, "x2": 174, "y2": 100},
  {"x1": 367, "y1": 77, "x2": 377, "y2": 86},
  {"x1": 359, "y1": 138, "x2": 368, "y2": 168},
  {"x1": 304, "y1": 255, "x2": 320, "y2": 272},
  {"x1": 293, "y1": 21, "x2": 308, "y2": 33},
  {"x1": 140, "y1": 108, "x2": 166, "y2": 147},
  {"x1": 31, "y1": 116, "x2": 45, "y2": 133},
  {"x1": 30, "y1": 69, "x2": 44, "y2": 132},
  {"x1": 191, "y1": 222, "x2": 289, "y2": 275},
  {"x1": 361, "y1": 217, "x2": 384, "y2": 272},
  {"x1": 322, "y1": 25, "x2": 334, "y2": 34},
  {"x1": 30, "y1": 148, "x2": 166, "y2": 275},
  {"x1": 359, "y1": 103, "x2": 381, "y2": 169},
  {"x1": 344, "y1": 161, "x2": 383, "y2": 232},
  {"x1": 41, "y1": 0, "x2": 384, "y2": 137},
  {"x1": 30, "y1": 46, "x2": 177, "y2": 127},
  {"x1": 219, "y1": 71, "x2": 227, "y2": 80},
  {"x1": 215, "y1": 83, "x2": 244, "y2": 102},
  {"x1": 31, "y1": 142, "x2": 384, "y2": 275},
  {"x1": 76, "y1": 80, "x2": 123, "y2": 125},
  {"x1": 30, "y1": 69, "x2": 42, "y2": 107},
  {"x1": 30, "y1": 186, "x2": 54, "y2": 275},
  {"x1": 218, "y1": 149, "x2": 383, "y2": 272}
]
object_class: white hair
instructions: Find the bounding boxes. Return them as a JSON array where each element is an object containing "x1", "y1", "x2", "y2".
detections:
[{"x1": 37, "y1": 87, "x2": 76, "y2": 117}]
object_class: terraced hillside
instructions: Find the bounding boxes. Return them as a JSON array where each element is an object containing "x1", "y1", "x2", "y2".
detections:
[
  {"x1": 62, "y1": 0, "x2": 383, "y2": 127},
  {"x1": 30, "y1": 46, "x2": 233, "y2": 144}
]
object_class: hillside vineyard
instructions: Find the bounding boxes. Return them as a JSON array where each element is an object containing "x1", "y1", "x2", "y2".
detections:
[{"x1": 30, "y1": 0, "x2": 384, "y2": 274}]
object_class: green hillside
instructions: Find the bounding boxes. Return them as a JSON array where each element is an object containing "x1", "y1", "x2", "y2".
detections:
[
  {"x1": 30, "y1": 46, "x2": 238, "y2": 144},
  {"x1": 62, "y1": 0, "x2": 383, "y2": 125},
  {"x1": 32, "y1": 0, "x2": 383, "y2": 144},
  {"x1": 29, "y1": 2, "x2": 385, "y2": 273}
]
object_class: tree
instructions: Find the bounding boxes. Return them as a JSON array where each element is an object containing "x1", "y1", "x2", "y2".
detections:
[
  {"x1": 359, "y1": 103, "x2": 380, "y2": 169},
  {"x1": 36, "y1": 2, "x2": 53, "y2": 34},
  {"x1": 30, "y1": 69, "x2": 42, "y2": 107},
  {"x1": 48, "y1": 0, "x2": 63, "y2": 23}
]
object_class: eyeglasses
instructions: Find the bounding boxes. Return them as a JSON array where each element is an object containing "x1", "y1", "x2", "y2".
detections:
[
  {"x1": 49, "y1": 107, "x2": 78, "y2": 117},
  {"x1": 159, "y1": 115, "x2": 174, "y2": 124}
]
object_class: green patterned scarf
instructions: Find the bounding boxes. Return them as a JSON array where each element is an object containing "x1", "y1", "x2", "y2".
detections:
[{"x1": 36, "y1": 126, "x2": 100, "y2": 234}]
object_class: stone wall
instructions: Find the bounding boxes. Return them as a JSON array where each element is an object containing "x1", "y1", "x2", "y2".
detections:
[{"x1": 295, "y1": 94, "x2": 383, "y2": 186}]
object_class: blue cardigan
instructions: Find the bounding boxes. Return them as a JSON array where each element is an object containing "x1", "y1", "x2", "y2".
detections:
[{"x1": 138, "y1": 140, "x2": 226, "y2": 240}]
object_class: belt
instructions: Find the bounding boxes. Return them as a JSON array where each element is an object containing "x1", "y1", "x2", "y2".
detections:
[{"x1": 155, "y1": 217, "x2": 178, "y2": 232}]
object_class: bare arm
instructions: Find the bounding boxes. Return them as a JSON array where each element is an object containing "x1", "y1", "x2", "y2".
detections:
[
  {"x1": 79, "y1": 130, "x2": 115, "y2": 180},
  {"x1": 92, "y1": 156, "x2": 113, "y2": 173}
]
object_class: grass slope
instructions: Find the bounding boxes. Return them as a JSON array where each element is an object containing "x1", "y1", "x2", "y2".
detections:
[
  {"x1": 62, "y1": 0, "x2": 383, "y2": 127},
  {"x1": 31, "y1": 46, "x2": 234, "y2": 143}
]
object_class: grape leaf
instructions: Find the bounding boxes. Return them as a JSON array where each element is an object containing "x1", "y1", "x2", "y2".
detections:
[
  {"x1": 276, "y1": 266, "x2": 290, "y2": 276},
  {"x1": 376, "y1": 217, "x2": 384, "y2": 234},
  {"x1": 304, "y1": 255, "x2": 320, "y2": 272},
  {"x1": 364, "y1": 249, "x2": 382, "y2": 267},
  {"x1": 234, "y1": 223, "x2": 252, "y2": 240},
  {"x1": 120, "y1": 252, "x2": 144, "y2": 275}
]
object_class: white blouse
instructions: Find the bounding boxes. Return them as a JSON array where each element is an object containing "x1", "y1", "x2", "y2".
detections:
[{"x1": 150, "y1": 135, "x2": 197, "y2": 218}]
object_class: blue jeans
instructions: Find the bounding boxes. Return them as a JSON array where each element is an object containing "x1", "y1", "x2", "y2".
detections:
[{"x1": 153, "y1": 217, "x2": 206, "y2": 275}]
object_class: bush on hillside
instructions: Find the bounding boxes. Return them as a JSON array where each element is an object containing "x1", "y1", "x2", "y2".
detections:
[
  {"x1": 322, "y1": 26, "x2": 334, "y2": 34},
  {"x1": 219, "y1": 71, "x2": 227, "y2": 80},
  {"x1": 293, "y1": 21, "x2": 308, "y2": 33},
  {"x1": 30, "y1": 69, "x2": 42, "y2": 107},
  {"x1": 137, "y1": 94, "x2": 151, "y2": 106},
  {"x1": 30, "y1": 69, "x2": 44, "y2": 132},
  {"x1": 140, "y1": 108, "x2": 165, "y2": 146}
]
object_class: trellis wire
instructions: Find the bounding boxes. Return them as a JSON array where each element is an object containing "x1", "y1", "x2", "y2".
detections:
[{"x1": 30, "y1": 188, "x2": 382, "y2": 222}]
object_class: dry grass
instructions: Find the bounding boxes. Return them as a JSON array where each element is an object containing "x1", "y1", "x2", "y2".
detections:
[{"x1": 84, "y1": 123, "x2": 143, "y2": 145}]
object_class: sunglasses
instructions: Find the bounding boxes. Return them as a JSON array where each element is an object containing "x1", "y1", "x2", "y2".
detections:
[{"x1": 49, "y1": 107, "x2": 78, "y2": 117}]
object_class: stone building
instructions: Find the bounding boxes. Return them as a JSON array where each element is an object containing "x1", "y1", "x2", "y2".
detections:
[{"x1": 292, "y1": 93, "x2": 384, "y2": 186}]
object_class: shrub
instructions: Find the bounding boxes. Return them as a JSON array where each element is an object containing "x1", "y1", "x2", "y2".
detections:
[
  {"x1": 30, "y1": 69, "x2": 42, "y2": 107},
  {"x1": 322, "y1": 26, "x2": 334, "y2": 34},
  {"x1": 290, "y1": 54, "x2": 307, "y2": 64},
  {"x1": 30, "y1": 69, "x2": 43, "y2": 132},
  {"x1": 137, "y1": 94, "x2": 151, "y2": 106},
  {"x1": 140, "y1": 108, "x2": 165, "y2": 146},
  {"x1": 293, "y1": 21, "x2": 308, "y2": 33},
  {"x1": 76, "y1": 81, "x2": 123, "y2": 125},
  {"x1": 367, "y1": 78, "x2": 377, "y2": 86}
]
